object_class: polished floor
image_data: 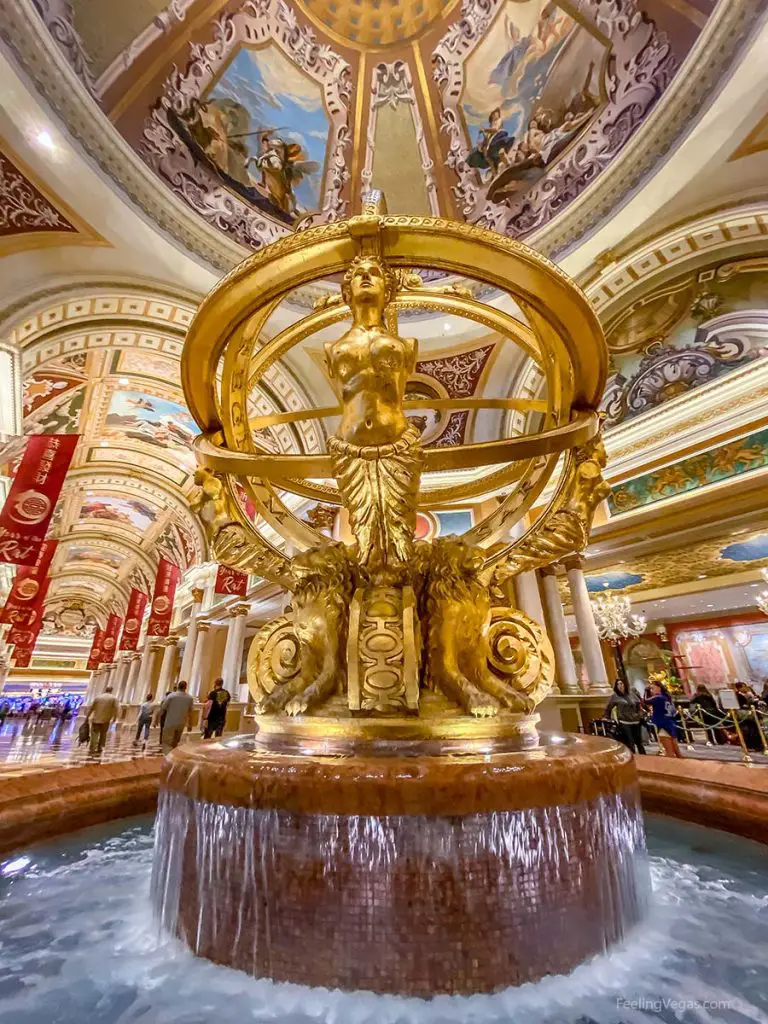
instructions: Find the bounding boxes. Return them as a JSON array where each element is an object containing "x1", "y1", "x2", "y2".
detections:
[{"x1": 0, "y1": 718, "x2": 169, "y2": 773}]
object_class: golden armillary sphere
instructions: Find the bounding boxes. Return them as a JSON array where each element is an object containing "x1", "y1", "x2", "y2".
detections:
[{"x1": 183, "y1": 193, "x2": 608, "y2": 743}]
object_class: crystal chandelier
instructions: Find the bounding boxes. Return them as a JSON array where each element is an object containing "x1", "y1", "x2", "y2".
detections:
[
  {"x1": 591, "y1": 591, "x2": 647, "y2": 643},
  {"x1": 757, "y1": 567, "x2": 768, "y2": 616}
]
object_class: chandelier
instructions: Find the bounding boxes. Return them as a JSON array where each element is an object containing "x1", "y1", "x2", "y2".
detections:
[
  {"x1": 591, "y1": 591, "x2": 647, "y2": 644},
  {"x1": 757, "y1": 567, "x2": 768, "y2": 616}
]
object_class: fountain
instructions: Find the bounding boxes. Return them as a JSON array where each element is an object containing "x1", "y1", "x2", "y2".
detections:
[{"x1": 152, "y1": 194, "x2": 649, "y2": 996}]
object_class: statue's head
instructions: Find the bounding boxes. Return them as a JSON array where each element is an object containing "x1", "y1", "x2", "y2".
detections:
[{"x1": 341, "y1": 255, "x2": 397, "y2": 314}]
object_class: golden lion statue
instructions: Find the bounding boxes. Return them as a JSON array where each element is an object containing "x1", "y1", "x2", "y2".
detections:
[
  {"x1": 250, "y1": 543, "x2": 355, "y2": 716},
  {"x1": 417, "y1": 538, "x2": 530, "y2": 717}
]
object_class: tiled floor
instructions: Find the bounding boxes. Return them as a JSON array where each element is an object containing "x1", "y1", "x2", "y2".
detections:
[{"x1": 0, "y1": 718, "x2": 174, "y2": 773}]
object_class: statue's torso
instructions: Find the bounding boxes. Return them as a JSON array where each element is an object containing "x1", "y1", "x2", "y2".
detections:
[{"x1": 327, "y1": 325, "x2": 416, "y2": 446}]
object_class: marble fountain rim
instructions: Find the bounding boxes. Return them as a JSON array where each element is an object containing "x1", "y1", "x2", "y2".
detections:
[{"x1": 162, "y1": 733, "x2": 637, "y2": 817}]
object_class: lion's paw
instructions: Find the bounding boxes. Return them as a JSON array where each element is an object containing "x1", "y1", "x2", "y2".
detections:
[
  {"x1": 285, "y1": 698, "x2": 309, "y2": 717},
  {"x1": 465, "y1": 686, "x2": 500, "y2": 718},
  {"x1": 470, "y1": 703, "x2": 500, "y2": 718}
]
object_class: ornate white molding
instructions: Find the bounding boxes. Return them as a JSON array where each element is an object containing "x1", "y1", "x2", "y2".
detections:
[
  {"x1": 1, "y1": 0, "x2": 247, "y2": 271},
  {"x1": 584, "y1": 202, "x2": 768, "y2": 314},
  {"x1": 1, "y1": 0, "x2": 761, "y2": 264}
]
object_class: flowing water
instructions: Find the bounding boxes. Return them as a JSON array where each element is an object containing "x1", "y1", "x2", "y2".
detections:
[{"x1": 0, "y1": 814, "x2": 766, "y2": 1023}]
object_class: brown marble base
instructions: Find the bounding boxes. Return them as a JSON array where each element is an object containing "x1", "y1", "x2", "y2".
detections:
[
  {"x1": 638, "y1": 755, "x2": 768, "y2": 845},
  {"x1": 153, "y1": 735, "x2": 649, "y2": 995},
  {"x1": 0, "y1": 758, "x2": 162, "y2": 856}
]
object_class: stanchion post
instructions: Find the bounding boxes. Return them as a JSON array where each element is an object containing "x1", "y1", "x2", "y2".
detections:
[
  {"x1": 679, "y1": 712, "x2": 695, "y2": 751},
  {"x1": 730, "y1": 709, "x2": 753, "y2": 766},
  {"x1": 751, "y1": 708, "x2": 768, "y2": 756}
]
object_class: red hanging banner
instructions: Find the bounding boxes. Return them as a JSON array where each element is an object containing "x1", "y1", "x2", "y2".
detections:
[
  {"x1": 0, "y1": 573, "x2": 51, "y2": 627},
  {"x1": 101, "y1": 613, "x2": 123, "y2": 665},
  {"x1": 214, "y1": 564, "x2": 248, "y2": 597},
  {"x1": 147, "y1": 558, "x2": 181, "y2": 637},
  {"x1": 12, "y1": 647, "x2": 33, "y2": 668},
  {"x1": 120, "y1": 588, "x2": 148, "y2": 650},
  {"x1": 0, "y1": 539, "x2": 57, "y2": 626},
  {"x1": 7, "y1": 609, "x2": 43, "y2": 649},
  {"x1": 86, "y1": 627, "x2": 105, "y2": 671},
  {"x1": 0, "y1": 435, "x2": 78, "y2": 566}
]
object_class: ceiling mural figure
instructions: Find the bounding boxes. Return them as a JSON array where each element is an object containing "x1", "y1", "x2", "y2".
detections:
[
  {"x1": 173, "y1": 45, "x2": 327, "y2": 224},
  {"x1": 142, "y1": 0, "x2": 352, "y2": 248},
  {"x1": 432, "y1": 0, "x2": 676, "y2": 234}
]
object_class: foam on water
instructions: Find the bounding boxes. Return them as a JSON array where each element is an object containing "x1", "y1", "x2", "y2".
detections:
[{"x1": 0, "y1": 816, "x2": 766, "y2": 1024}]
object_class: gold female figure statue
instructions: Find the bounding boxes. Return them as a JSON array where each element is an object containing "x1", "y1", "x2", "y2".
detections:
[{"x1": 325, "y1": 255, "x2": 423, "y2": 577}]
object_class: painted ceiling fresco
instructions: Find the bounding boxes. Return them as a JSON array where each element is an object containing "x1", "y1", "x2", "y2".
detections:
[
  {"x1": 609, "y1": 426, "x2": 768, "y2": 515},
  {"x1": 583, "y1": 529, "x2": 768, "y2": 597},
  {"x1": 33, "y1": 0, "x2": 723, "y2": 252},
  {"x1": 11, "y1": 320, "x2": 209, "y2": 631},
  {"x1": 601, "y1": 259, "x2": 768, "y2": 428}
]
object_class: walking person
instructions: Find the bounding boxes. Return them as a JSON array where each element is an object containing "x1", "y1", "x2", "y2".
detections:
[
  {"x1": 603, "y1": 678, "x2": 646, "y2": 754},
  {"x1": 159, "y1": 681, "x2": 194, "y2": 753},
  {"x1": 134, "y1": 692, "x2": 156, "y2": 747},
  {"x1": 645, "y1": 679, "x2": 683, "y2": 758},
  {"x1": 85, "y1": 685, "x2": 120, "y2": 758},
  {"x1": 202, "y1": 677, "x2": 231, "y2": 739}
]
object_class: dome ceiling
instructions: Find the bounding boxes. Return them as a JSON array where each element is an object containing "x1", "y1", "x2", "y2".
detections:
[{"x1": 25, "y1": 0, "x2": 736, "y2": 261}]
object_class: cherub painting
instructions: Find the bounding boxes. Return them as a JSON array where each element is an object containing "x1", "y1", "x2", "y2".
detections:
[
  {"x1": 463, "y1": 0, "x2": 606, "y2": 197},
  {"x1": 175, "y1": 43, "x2": 327, "y2": 223}
]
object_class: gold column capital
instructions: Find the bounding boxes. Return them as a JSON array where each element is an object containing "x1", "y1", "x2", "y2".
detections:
[
  {"x1": 231, "y1": 603, "x2": 250, "y2": 617},
  {"x1": 539, "y1": 565, "x2": 559, "y2": 578},
  {"x1": 191, "y1": 587, "x2": 205, "y2": 603},
  {"x1": 561, "y1": 554, "x2": 585, "y2": 572}
]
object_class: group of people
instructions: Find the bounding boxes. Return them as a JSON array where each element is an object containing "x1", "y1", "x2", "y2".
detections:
[
  {"x1": 603, "y1": 678, "x2": 681, "y2": 758},
  {"x1": 604, "y1": 677, "x2": 768, "y2": 759},
  {"x1": 83, "y1": 678, "x2": 232, "y2": 758}
]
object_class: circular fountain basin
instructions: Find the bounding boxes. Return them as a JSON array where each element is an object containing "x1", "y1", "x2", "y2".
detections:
[{"x1": 152, "y1": 732, "x2": 649, "y2": 996}]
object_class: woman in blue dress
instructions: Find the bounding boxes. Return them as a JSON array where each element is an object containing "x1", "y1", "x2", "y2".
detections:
[{"x1": 645, "y1": 679, "x2": 683, "y2": 758}]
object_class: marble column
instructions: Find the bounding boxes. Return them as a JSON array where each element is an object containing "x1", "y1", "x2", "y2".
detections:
[
  {"x1": 103, "y1": 662, "x2": 118, "y2": 694},
  {"x1": 178, "y1": 587, "x2": 204, "y2": 686},
  {"x1": 123, "y1": 653, "x2": 142, "y2": 704},
  {"x1": 156, "y1": 637, "x2": 180, "y2": 698},
  {"x1": 189, "y1": 622, "x2": 213, "y2": 699},
  {"x1": 85, "y1": 668, "x2": 100, "y2": 703},
  {"x1": 513, "y1": 570, "x2": 546, "y2": 628},
  {"x1": 136, "y1": 640, "x2": 161, "y2": 700},
  {"x1": 222, "y1": 603, "x2": 249, "y2": 699},
  {"x1": 563, "y1": 555, "x2": 610, "y2": 695},
  {"x1": 113, "y1": 657, "x2": 131, "y2": 702},
  {"x1": 539, "y1": 566, "x2": 580, "y2": 695}
]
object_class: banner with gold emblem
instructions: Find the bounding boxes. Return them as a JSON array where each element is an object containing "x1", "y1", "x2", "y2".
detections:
[
  {"x1": 0, "y1": 539, "x2": 57, "y2": 626},
  {"x1": 147, "y1": 558, "x2": 181, "y2": 637},
  {"x1": 86, "y1": 627, "x2": 105, "y2": 671},
  {"x1": 6, "y1": 603, "x2": 44, "y2": 650},
  {"x1": 0, "y1": 436, "x2": 78, "y2": 566},
  {"x1": 120, "y1": 588, "x2": 148, "y2": 650},
  {"x1": 101, "y1": 613, "x2": 123, "y2": 665}
]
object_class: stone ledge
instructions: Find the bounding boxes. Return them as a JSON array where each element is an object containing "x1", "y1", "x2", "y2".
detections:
[
  {"x1": 0, "y1": 758, "x2": 163, "y2": 857},
  {"x1": 637, "y1": 755, "x2": 768, "y2": 845}
]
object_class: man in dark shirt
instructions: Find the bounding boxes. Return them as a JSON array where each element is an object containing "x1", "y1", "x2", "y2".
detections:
[{"x1": 203, "y1": 677, "x2": 231, "y2": 739}]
